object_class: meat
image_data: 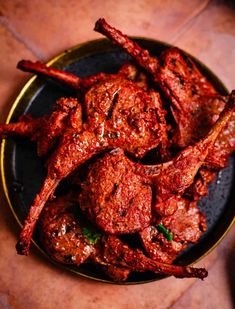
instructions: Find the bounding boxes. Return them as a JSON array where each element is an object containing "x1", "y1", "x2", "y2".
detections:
[
  {"x1": 80, "y1": 148, "x2": 152, "y2": 234},
  {"x1": 80, "y1": 91, "x2": 235, "y2": 234},
  {"x1": 15, "y1": 76, "x2": 164, "y2": 255},
  {"x1": 140, "y1": 199, "x2": 206, "y2": 263},
  {"x1": 94, "y1": 18, "x2": 235, "y2": 198},
  {"x1": 39, "y1": 194, "x2": 208, "y2": 280},
  {"x1": 0, "y1": 114, "x2": 48, "y2": 141},
  {"x1": 0, "y1": 97, "x2": 79, "y2": 157},
  {"x1": 2, "y1": 19, "x2": 235, "y2": 281},
  {"x1": 98, "y1": 235, "x2": 207, "y2": 279},
  {"x1": 39, "y1": 194, "x2": 95, "y2": 265}
]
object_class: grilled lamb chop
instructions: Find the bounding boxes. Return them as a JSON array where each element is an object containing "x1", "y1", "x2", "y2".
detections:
[
  {"x1": 15, "y1": 77, "x2": 165, "y2": 255},
  {"x1": 18, "y1": 20, "x2": 235, "y2": 189},
  {"x1": 140, "y1": 199, "x2": 206, "y2": 263},
  {"x1": 39, "y1": 194, "x2": 207, "y2": 280},
  {"x1": 17, "y1": 60, "x2": 149, "y2": 92},
  {"x1": 0, "y1": 97, "x2": 80, "y2": 157},
  {"x1": 94, "y1": 18, "x2": 235, "y2": 197},
  {"x1": 80, "y1": 91, "x2": 235, "y2": 233}
]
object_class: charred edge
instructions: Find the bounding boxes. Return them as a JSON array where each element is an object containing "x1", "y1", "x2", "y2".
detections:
[
  {"x1": 94, "y1": 18, "x2": 105, "y2": 32},
  {"x1": 106, "y1": 91, "x2": 119, "y2": 120},
  {"x1": 17, "y1": 60, "x2": 28, "y2": 71},
  {"x1": 16, "y1": 240, "x2": 29, "y2": 256},
  {"x1": 174, "y1": 267, "x2": 208, "y2": 280}
]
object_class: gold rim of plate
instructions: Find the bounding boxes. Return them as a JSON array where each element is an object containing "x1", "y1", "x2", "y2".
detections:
[{"x1": 1, "y1": 37, "x2": 234, "y2": 284}]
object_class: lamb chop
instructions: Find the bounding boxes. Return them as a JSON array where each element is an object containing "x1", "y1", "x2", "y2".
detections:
[
  {"x1": 1, "y1": 60, "x2": 153, "y2": 157},
  {"x1": 80, "y1": 91, "x2": 235, "y2": 234},
  {"x1": 94, "y1": 19, "x2": 235, "y2": 196},
  {"x1": 17, "y1": 60, "x2": 150, "y2": 92},
  {"x1": 18, "y1": 20, "x2": 235, "y2": 169},
  {"x1": 39, "y1": 194, "x2": 207, "y2": 280},
  {"x1": 15, "y1": 76, "x2": 165, "y2": 255},
  {"x1": 39, "y1": 194, "x2": 131, "y2": 281},
  {"x1": 139, "y1": 199, "x2": 206, "y2": 263},
  {"x1": 17, "y1": 61, "x2": 168, "y2": 160},
  {"x1": 0, "y1": 97, "x2": 80, "y2": 157},
  {"x1": 18, "y1": 20, "x2": 234, "y2": 197},
  {"x1": 1, "y1": 61, "x2": 155, "y2": 157}
]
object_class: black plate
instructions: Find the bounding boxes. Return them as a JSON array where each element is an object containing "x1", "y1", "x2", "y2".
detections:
[{"x1": 1, "y1": 38, "x2": 235, "y2": 284}]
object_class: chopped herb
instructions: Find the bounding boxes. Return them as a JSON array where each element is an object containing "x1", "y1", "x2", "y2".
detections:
[
  {"x1": 156, "y1": 223, "x2": 173, "y2": 241},
  {"x1": 82, "y1": 227, "x2": 101, "y2": 245}
]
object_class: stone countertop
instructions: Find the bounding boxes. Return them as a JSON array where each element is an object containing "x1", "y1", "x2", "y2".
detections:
[{"x1": 0, "y1": 1, "x2": 235, "y2": 308}]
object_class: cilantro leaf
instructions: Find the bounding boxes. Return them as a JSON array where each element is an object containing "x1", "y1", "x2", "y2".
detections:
[
  {"x1": 156, "y1": 223, "x2": 173, "y2": 241},
  {"x1": 82, "y1": 227, "x2": 101, "y2": 245}
]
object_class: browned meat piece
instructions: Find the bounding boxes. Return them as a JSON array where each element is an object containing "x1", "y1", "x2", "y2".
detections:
[
  {"x1": 157, "y1": 49, "x2": 235, "y2": 170},
  {"x1": 80, "y1": 148, "x2": 152, "y2": 234},
  {"x1": 101, "y1": 265, "x2": 131, "y2": 281},
  {"x1": 0, "y1": 97, "x2": 80, "y2": 157},
  {"x1": 140, "y1": 226, "x2": 185, "y2": 264},
  {"x1": 160, "y1": 200, "x2": 207, "y2": 243},
  {"x1": 80, "y1": 91, "x2": 235, "y2": 234},
  {"x1": 16, "y1": 77, "x2": 164, "y2": 255},
  {"x1": 39, "y1": 194, "x2": 95, "y2": 265},
  {"x1": 39, "y1": 194, "x2": 207, "y2": 280},
  {"x1": 0, "y1": 114, "x2": 48, "y2": 140},
  {"x1": 39, "y1": 194, "x2": 131, "y2": 281},
  {"x1": 186, "y1": 169, "x2": 217, "y2": 200},
  {"x1": 99, "y1": 235, "x2": 207, "y2": 279},
  {"x1": 94, "y1": 18, "x2": 235, "y2": 196},
  {"x1": 140, "y1": 199, "x2": 206, "y2": 263},
  {"x1": 82, "y1": 78, "x2": 161, "y2": 156},
  {"x1": 37, "y1": 97, "x2": 80, "y2": 156},
  {"x1": 158, "y1": 49, "x2": 220, "y2": 147},
  {"x1": 118, "y1": 62, "x2": 149, "y2": 90}
]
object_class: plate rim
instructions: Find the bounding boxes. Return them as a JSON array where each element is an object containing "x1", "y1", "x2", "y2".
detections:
[{"x1": 1, "y1": 37, "x2": 234, "y2": 284}]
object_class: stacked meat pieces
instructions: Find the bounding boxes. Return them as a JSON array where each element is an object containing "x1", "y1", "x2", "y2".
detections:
[{"x1": 1, "y1": 19, "x2": 235, "y2": 282}]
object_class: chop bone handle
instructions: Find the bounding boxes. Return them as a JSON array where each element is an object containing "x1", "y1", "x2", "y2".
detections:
[
  {"x1": 0, "y1": 115, "x2": 46, "y2": 139},
  {"x1": 135, "y1": 91, "x2": 235, "y2": 196},
  {"x1": 17, "y1": 60, "x2": 122, "y2": 91},
  {"x1": 94, "y1": 18, "x2": 159, "y2": 76},
  {"x1": 104, "y1": 236, "x2": 208, "y2": 279},
  {"x1": 18, "y1": 60, "x2": 82, "y2": 90},
  {"x1": 16, "y1": 130, "x2": 106, "y2": 255}
]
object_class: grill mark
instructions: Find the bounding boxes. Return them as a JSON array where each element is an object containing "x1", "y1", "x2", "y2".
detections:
[{"x1": 106, "y1": 90, "x2": 119, "y2": 120}]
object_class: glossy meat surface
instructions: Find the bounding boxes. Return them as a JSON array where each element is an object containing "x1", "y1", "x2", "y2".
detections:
[
  {"x1": 94, "y1": 18, "x2": 235, "y2": 197},
  {"x1": 101, "y1": 235, "x2": 207, "y2": 279},
  {"x1": 140, "y1": 199, "x2": 206, "y2": 263},
  {"x1": 39, "y1": 195, "x2": 207, "y2": 280},
  {"x1": 80, "y1": 149, "x2": 152, "y2": 234},
  {"x1": 16, "y1": 76, "x2": 164, "y2": 255},
  {"x1": 39, "y1": 195, "x2": 95, "y2": 265}
]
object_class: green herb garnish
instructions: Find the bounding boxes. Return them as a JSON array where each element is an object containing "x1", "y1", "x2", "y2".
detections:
[
  {"x1": 156, "y1": 223, "x2": 173, "y2": 241},
  {"x1": 82, "y1": 227, "x2": 101, "y2": 245}
]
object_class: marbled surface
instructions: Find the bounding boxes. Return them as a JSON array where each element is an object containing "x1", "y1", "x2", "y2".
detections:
[{"x1": 0, "y1": 1, "x2": 235, "y2": 308}]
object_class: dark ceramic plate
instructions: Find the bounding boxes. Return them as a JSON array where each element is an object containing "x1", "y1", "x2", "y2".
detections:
[{"x1": 1, "y1": 38, "x2": 235, "y2": 284}]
